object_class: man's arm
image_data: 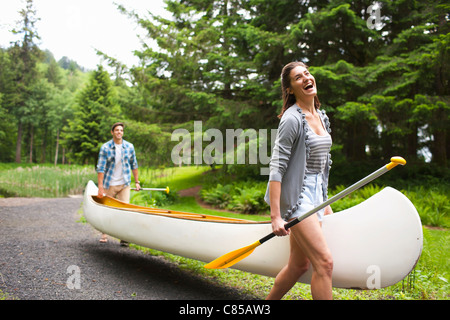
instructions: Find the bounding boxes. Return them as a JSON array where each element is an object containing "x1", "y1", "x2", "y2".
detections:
[
  {"x1": 132, "y1": 168, "x2": 140, "y2": 191},
  {"x1": 97, "y1": 172, "x2": 105, "y2": 198},
  {"x1": 96, "y1": 144, "x2": 107, "y2": 198}
]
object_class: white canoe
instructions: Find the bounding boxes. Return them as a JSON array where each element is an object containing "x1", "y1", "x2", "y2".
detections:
[{"x1": 83, "y1": 180, "x2": 423, "y2": 289}]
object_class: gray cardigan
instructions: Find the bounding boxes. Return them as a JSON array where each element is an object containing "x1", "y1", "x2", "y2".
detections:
[{"x1": 264, "y1": 104, "x2": 332, "y2": 220}]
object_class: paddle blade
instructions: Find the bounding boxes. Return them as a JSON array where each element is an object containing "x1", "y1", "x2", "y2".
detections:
[{"x1": 204, "y1": 241, "x2": 261, "y2": 269}]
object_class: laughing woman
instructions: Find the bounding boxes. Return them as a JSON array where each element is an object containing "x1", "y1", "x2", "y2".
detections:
[{"x1": 264, "y1": 62, "x2": 333, "y2": 300}]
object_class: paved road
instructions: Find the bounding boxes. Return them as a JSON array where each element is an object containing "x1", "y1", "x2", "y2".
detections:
[{"x1": 0, "y1": 197, "x2": 258, "y2": 301}]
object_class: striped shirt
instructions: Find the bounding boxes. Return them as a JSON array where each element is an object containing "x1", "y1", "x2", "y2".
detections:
[
  {"x1": 96, "y1": 139, "x2": 138, "y2": 189},
  {"x1": 305, "y1": 125, "x2": 332, "y2": 174}
]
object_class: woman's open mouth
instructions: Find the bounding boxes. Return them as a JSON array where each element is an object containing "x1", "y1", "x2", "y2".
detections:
[{"x1": 303, "y1": 82, "x2": 314, "y2": 90}]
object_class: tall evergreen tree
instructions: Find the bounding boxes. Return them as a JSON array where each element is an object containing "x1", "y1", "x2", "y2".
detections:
[
  {"x1": 7, "y1": 0, "x2": 42, "y2": 163},
  {"x1": 0, "y1": 49, "x2": 17, "y2": 162},
  {"x1": 119, "y1": 0, "x2": 279, "y2": 130},
  {"x1": 62, "y1": 65, "x2": 121, "y2": 165},
  {"x1": 284, "y1": 0, "x2": 449, "y2": 164}
]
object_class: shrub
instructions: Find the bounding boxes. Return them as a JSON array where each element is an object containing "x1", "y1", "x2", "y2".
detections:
[
  {"x1": 130, "y1": 185, "x2": 178, "y2": 208},
  {"x1": 200, "y1": 184, "x2": 234, "y2": 208},
  {"x1": 227, "y1": 185, "x2": 268, "y2": 214},
  {"x1": 329, "y1": 184, "x2": 449, "y2": 228},
  {"x1": 404, "y1": 187, "x2": 449, "y2": 228},
  {"x1": 201, "y1": 181, "x2": 269, "y2": 214}
]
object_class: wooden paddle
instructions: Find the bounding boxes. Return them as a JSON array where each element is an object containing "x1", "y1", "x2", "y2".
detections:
[{"x1": 204, "y1": 156, "x2": 406, "y2": 269}]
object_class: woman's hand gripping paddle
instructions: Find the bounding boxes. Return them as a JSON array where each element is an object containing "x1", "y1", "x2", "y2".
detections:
[{"x1": 204, "y1": 156, "x2": 406, "y2": 270}]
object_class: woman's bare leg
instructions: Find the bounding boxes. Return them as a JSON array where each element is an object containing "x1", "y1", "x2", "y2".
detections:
[
  {"x1": 266, "y1": 233, "x2": 310, "y2": 300},
  {"x1": 266, "y1": 214, "x2": 333, "y2": 300},
  {"x1": 291, "y1": 214, "x2": 333, "y2": 299}
]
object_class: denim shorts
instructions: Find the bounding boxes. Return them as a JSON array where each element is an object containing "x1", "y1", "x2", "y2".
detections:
[{"x1": 287, "y1": 172, "x2": 325, "y2": 222}]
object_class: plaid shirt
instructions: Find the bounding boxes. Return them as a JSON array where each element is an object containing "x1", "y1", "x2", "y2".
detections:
[{"x1": 96, "y1": 139, "x2": 138, "y2": 189}]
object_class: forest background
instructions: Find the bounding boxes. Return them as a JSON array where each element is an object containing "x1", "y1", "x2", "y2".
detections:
[
  {"x1": 0, "y1": 0, "x2": 448, "y2": 198},
  {"x1": 0, "y1": 0, "x2": 448, "y2": 300}
]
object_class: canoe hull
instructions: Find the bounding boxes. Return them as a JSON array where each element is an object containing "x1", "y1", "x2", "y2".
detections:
[{"x1": 83, "y1": 181, "x2": 422, "y2": 289}]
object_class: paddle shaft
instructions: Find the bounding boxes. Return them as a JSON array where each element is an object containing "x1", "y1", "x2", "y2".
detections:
[
  {"x1": 259, "y1": 158, "x2": 405, "y2": 245},
  {"x1": 131, "y1": 187, "x2": 170, "y2": 193}
]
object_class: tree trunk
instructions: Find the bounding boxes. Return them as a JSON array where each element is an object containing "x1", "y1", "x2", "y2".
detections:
[
  {"x1": 407, "y1": 125, "x2": 418, "y2": 161},
  {"x1": 41, "y1": 127, "x2": 47, "y2": 163},
  {"x1": 15, "y1": 121, "x2": 23, "y2": 163},
  {"x1": 54, "y1": 129, "x2": 60, "y2": 165},
  {"x1": 431, "y1": 128, "x2": 447, "y2": 166},
  {"x1": 29, "y1": 125, "x2": 34, "y2": 163}
]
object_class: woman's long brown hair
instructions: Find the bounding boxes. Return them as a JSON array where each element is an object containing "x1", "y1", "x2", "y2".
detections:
[{"x1": 278, "y1": 61, "x2": 321, "y2": 119}]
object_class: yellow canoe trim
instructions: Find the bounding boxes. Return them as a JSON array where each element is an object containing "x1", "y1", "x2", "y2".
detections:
[{"x1": 92, "y1": 195, "x2": 264, "y2": 224}]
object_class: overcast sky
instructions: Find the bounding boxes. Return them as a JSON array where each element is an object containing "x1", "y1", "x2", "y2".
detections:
[{"x1": 0, "y1": 0, "x2": 169, "y2": 70}]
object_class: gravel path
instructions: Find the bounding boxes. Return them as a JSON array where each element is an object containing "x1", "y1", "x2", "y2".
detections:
[{"x1": 0, "y1": 196, "x2": 258, "y2": 300}]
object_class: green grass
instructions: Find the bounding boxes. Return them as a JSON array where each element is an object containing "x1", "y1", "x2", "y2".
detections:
[
  {"x1": 137, "y1": 165, "x2": 211, "y2": 192},
  {"x1": 0, "y1": 163, "x2": 97, "y2": 197},
  {"x1": 0, "y1": 289, "x2": 17, "y2": 300}
]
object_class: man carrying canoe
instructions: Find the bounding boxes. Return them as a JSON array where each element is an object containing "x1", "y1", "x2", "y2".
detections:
[{"x1": 96, "y1": 122, "x2": 140, "y2": 243}]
